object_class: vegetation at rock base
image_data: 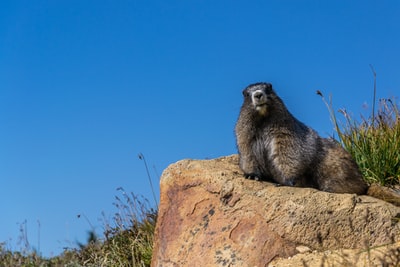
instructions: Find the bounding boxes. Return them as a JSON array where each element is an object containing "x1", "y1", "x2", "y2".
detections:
[{"x1": 0, "y1": 188, "x2": 157, "y2": 267}]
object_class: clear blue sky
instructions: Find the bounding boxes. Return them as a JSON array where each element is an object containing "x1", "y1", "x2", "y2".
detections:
[{"x1": 1, "y1": 0, "x2": 399, "y2": 257}]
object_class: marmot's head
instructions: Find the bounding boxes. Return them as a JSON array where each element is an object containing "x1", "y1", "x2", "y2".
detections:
[{"x1": 242, "y1": 82, "x2": 275, "y2": 116}]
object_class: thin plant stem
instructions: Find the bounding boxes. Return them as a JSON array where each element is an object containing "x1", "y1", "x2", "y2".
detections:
[
  {"x1": 369, "y1": 64, "x2": 377, "y2": 127},
  {"x1": 138, "y1": 153, "x2": 159, "y2": 208}
]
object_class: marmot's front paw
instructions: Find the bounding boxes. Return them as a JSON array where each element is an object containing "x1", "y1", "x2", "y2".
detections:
[
  {"x1": 244, "y1": 173, "x2": 260, "y2": 181},
  {"x1": 283, "y1": 178, "x2": 296, "y2": 187}
]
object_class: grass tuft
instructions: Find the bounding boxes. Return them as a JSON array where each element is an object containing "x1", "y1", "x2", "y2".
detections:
[
  {"x1": 76, "y1": 188, "x2": 157, "y2": 267},
  {"x1": 318, "y1": 92, "x2": 400, "y2": 186}
]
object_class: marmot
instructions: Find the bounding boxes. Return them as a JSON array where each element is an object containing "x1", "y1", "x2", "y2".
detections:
[{"x1": 235, "y1": 82, "x2": 368, "y2": 194}]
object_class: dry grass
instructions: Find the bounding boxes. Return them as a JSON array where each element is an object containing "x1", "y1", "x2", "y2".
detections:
[{"x1": 0, "y1": 188, "x2": 157, "y2": 267}]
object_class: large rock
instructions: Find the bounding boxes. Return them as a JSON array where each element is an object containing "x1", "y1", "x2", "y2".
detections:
[{"x1": 151, "y1": 155, "x2": 400, "y2": 267}]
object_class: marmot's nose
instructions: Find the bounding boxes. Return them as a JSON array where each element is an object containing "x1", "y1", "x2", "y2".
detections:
[{"x1": 253, "y1": 92, "x2": 263, "y2": 100}]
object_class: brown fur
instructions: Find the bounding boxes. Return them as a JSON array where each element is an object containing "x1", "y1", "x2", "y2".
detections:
[{"x1": 235, "y1": 82, "x2": 368, "y2": 194}]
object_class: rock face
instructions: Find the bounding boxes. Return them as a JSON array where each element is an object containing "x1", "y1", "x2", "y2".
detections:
[{"x1": 151, "y1": 155, "x2": 400, "y2": 267}]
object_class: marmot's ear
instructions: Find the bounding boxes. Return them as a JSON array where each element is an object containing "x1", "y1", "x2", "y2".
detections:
[
  {"x1": 242, "y1": 89, "x2": 249, "y2": 97},
  {"x1": 264, "y1": 83, "x2": 273, "y2": 93}
]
